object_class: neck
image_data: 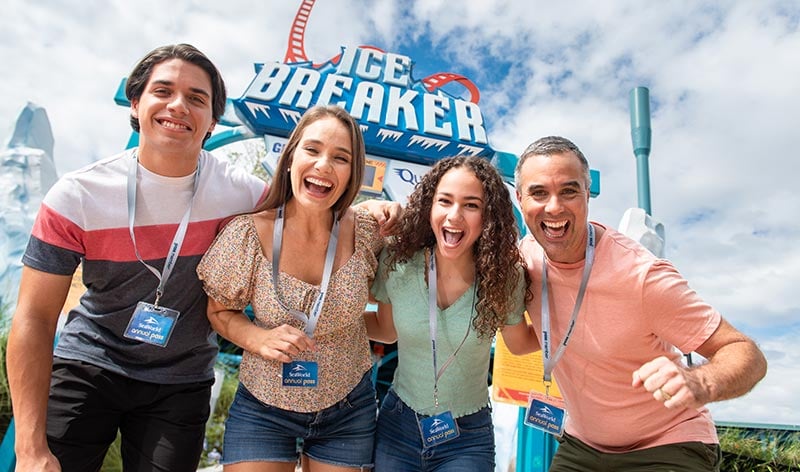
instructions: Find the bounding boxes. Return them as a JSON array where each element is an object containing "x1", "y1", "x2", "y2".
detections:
[
  {"x1": 284, "y1": 199, "x2": 335, "y2": 234},
  {"x1": 433, "y1": 247, "x2": 476, "y2": 284},
  {"x1": 137, "y1": 144, "x2": 200, "y2": 177}
]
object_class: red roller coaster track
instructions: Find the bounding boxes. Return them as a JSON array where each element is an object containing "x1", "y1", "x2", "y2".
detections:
[{"x1": 283, "y1": 0, "x2": 481, "y2": 104}]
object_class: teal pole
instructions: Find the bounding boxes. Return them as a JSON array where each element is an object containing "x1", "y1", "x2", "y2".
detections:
[
  {"x1": 629, "y1": 87, "x2": 652, "y2": 215},
  {"x1": 516, "y1": 410, "x2": 557, "y2": 471}
]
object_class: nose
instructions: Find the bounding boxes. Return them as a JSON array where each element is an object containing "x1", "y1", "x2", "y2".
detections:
[
  {"x1": 314, "y1": 154, "x2": 334, "y2": 172},
  {"x1": 167, "y1": 94, "x2": 189, "y2": 115},
  {"x1": 544, "y1": 195, "x2": 563, "y2": 214},
  {"x1": 446, "y1": 204, "x2": 464, "y2": 222}
]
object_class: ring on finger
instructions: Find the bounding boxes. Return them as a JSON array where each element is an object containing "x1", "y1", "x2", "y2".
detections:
[{"x1": 658, "y1": 387, "x2": 672, "y2": 401}]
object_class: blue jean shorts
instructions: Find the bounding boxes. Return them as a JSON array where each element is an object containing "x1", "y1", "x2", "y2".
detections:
[
  {"x1": 374, "y1": 389, "x2": 495, "y2": 471},
  {"x1": 222, "y1": 369, "x2": 377, "y2": 468}
]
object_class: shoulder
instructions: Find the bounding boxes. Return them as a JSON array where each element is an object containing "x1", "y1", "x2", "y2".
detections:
[
  {"x1": 389, "y1": 248, "x2": 425, "y2": 274},
  {"x1": 43, "y1": 151, "x2": 130, "y2": 214},
  {"x1": 205, "y1": 214, "x2": 261, "y2": 262},
  {"x1": 199, "y1": 151, "x2": 267, "y2": 191},
  {"x1": 597, "y1": 224, "x2": 660, "y2": 265},
  {"x1": 250, "y1": 209, "x2": 277, "y2": 235},
  {"x1": 518, "y1": 234, "x2": 543, "y2": 270},
  {"x1": 217, "y1": 213, "x2": 260, "y2": 240},
  {"x1": 51, "y1": 151, "x2": 130, "y2": 190}
]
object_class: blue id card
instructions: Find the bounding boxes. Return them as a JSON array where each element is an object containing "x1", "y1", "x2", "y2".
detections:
[
  {"x1": 419, "y1": 411, "x2": 459, "y2": 448},
  {"x1": 282, "y1": 361, "x2": 318, "y2": 388},
  {"x1": 123, "y1": 301, "x2": 179, "y2": 347},
  {"x1": 524, "y1": 392, "x2": 566, "y2": 437}
]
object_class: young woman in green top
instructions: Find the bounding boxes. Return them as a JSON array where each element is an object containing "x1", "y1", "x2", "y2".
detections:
[{"x1": 365, "y1": 155, "x2": 532, "y2": 471}]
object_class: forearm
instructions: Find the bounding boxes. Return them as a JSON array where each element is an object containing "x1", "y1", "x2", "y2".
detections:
[
  {"x1": 364, "y1": 310, "x2": 397, "y2": 343},
  {"x1": 7, "y1": 315, "x2": 58, "y2": 455},
  {"x1": 687, "y1": 338, "x2": 767, "y2": 404},
  {"x1": 208, "y1": 307, "x2": 262, "y2": 354},
  {"x1": 207, "y1": 297, "x2": 315, "y2": 362},
  {"x1": 499, "y1": 320, "x2": 540, "y2": 355}
]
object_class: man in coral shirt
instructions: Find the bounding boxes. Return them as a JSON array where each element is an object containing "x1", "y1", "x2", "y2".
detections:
[{"x1": 503, "y1": 135, "x2": 767, "y2": 471}]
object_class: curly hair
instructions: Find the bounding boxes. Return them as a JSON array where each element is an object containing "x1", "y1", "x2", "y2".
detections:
[{"x1": 384, "y1": 155, "x2": 527, "y2": 339}]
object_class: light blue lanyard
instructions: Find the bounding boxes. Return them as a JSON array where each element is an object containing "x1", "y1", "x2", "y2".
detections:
[
  {"x1": 541, "y1": 223, "x2": 596, "y2": 385},
  {"x1": 271, "y1": 204, "x2": 340, "y2": 338},
  {"x1": 428, "y1": 249, "x2": 474, "y2": 407},
  {"x1": 126, "y1": 153, "x2": 200, "y2": 307}
]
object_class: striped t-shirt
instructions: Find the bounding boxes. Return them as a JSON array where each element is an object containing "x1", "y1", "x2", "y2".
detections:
[{"x1": 23, "y1": 149, "x2": 267, "y2": 384}]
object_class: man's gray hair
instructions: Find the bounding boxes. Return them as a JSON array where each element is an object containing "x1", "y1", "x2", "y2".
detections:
[{"x1": 514, "y1": 136, "x2": 592, "y2": 191}]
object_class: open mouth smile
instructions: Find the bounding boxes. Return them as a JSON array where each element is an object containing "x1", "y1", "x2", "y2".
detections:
[{"x1": 541, "y1": 220, "x2": 569, "y2": 239}]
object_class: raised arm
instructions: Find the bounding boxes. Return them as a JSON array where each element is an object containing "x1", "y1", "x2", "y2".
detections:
[
  {"x1": 632, "y1": 318, "x2": 767, "y2": 409},
  {"x1": 7, "y1": 267, "x2": 73, "y2": 471},
  {"x1": 364, "y1": 302, "x2": 397, "y2": 344},
  {"x1": 354, "y1": 199, "x2": 403, "y2": 236},
  {"x1": 207, "y1": 297, "x2": 316, "y2": 363}
]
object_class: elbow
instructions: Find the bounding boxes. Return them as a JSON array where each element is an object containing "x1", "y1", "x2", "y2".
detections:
[
  {"x1": 206, "y1": 309, "x2": 228, "y2": 335},
  {"x1": 504, "y1": 341, "x2": 534, "y2": 356},
  {"x1": 753, "y1": 346, "x2": 768, "y2": 384},
  {"x1": 504, "y1": 344, "x2": 526, "y2": 356},
  {"x1": 739, "y1": 339, "x2": 768, "y2": 391},
  {"x1": 370, "y1": 332, "x2": 398, "y2": 344}
]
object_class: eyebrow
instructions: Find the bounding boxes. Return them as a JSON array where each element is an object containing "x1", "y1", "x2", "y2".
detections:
[
  {"x1": 436, "y1": 191, "x2": 484, "y2": 203},
  {"x1": 525, "y1": 180, "x2": 582, "y2": 193},
  {"x1": 150, "y1": 79, "x2": 211, "y2": 99}
]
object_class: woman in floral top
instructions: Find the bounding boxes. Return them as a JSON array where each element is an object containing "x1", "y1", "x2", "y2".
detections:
[{"x1": 198, "y1": 105, "x2": 391, "y2": 471}]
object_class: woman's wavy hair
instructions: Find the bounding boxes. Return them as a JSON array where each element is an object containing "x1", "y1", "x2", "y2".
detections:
[
  {"x1": 384, "y1": 155, "x2": 528, "y2": 338},
  {"x1": 254, "y1": 105, "x2": 365, "y2": 218}
]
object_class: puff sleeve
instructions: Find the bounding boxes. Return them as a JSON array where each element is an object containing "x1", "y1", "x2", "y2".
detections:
[{"x1": 197, "y1": 215, "x2": 261, "y2": 310}]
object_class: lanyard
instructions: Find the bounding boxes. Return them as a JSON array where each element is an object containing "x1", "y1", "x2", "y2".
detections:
[
  {"x1": 541, "y1": 223, "x2": 596, "y2": 386},
  {"x1": 428, "y1": 249, "x2": 474, "y2": 407},
  {"x1": 272, "y1": 204, "x2": 340, "y2": 337},
  {"x1": 127, "y1": 153, "x2": 200, "y2": 308}
]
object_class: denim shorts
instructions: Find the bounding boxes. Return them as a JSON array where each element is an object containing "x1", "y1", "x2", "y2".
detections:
[
  {"x1": 222, "y1": 370, "x2": 377, "y2": 468},
  {"x1": 374, "y1": 389, "x2": 495, "y2": 471}
]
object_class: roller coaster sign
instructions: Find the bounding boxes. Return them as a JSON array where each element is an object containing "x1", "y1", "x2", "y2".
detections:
[{"x1": 233, "y1": 44, "x2": 493, "y2": 166}]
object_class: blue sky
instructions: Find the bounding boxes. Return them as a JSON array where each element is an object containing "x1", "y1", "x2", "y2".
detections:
[{"x1": 1, "y1": 0, "x2": 799, "y2": 430}]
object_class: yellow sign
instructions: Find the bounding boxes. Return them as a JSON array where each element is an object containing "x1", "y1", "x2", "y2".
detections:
[
  {"x1": 492, "y1": 326, "x2": 561, "y2": 407},
  {"x1": 360, "y1": 157, "x2": 387, "y2": 196}
]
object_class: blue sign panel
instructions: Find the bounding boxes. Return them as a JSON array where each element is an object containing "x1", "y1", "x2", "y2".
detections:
[{"x1": 233, "y1": 46, "x2": 493, "y2": 166}]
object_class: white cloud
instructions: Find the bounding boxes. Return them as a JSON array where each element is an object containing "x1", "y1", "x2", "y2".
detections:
[{"x1": 708, "y1": 328, "x2": 800, "y2": 424}]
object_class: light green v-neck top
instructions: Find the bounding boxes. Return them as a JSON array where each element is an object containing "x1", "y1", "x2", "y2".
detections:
[{"x1": 371, "y1": 249, "x2": 525, "y2": 418}]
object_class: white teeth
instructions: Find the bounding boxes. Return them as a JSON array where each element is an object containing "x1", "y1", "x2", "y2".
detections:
[
  {"x1": 306, "y1": 177, "x2": 332, "y2": 187},
  {"x1": 160, "y1": 120, "x2": 188, "y2": 130},
  {"x1": 543, "y1": 220, "x2": 567, "y2": 229},
  {"x1": 442, "y1": 228, "x2": 464, "y2": 245}
]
